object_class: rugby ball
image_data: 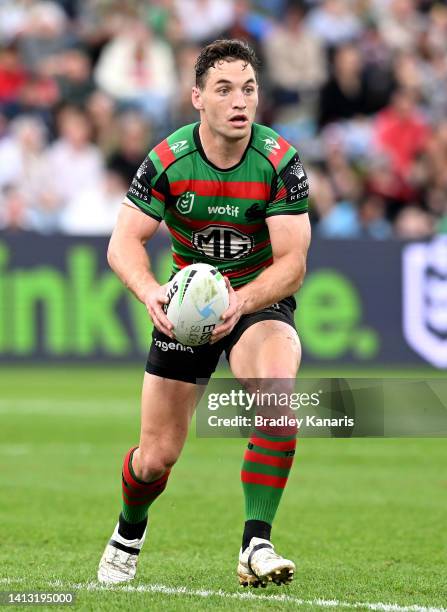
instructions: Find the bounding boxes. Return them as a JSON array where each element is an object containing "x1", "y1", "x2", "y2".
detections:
[{"x1": 165, "y1": 263, "x2": 229, "y2": 346}]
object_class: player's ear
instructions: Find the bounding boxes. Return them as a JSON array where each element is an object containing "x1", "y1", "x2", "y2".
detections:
[{"x1": 192, "y1": 87, "x2": 204, "y2": 111}]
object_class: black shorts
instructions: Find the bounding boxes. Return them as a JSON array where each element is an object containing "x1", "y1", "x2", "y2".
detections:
[{"x1": 146, "y1": 296, "x2": 296, "y2": 383}]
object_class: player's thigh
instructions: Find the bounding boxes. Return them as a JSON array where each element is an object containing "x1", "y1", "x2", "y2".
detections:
[
  {"x1": 229, "y1": 319, "x2": 301, "y2": 382},
  {"x1": 138, "y1": 373, "x2": 204, "y2": 464},
  {"x1": 139, "y1": 326, "x2": 221, "y2": 460}
]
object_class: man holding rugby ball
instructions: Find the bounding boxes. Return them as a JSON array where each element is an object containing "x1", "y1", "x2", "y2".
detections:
[{"x1": 98, "y1": 39, "x2": 310, "y2": 588}]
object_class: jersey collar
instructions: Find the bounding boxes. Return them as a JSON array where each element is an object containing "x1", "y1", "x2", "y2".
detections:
[{"x1": 193, "y1": 123, "x2": 254, "y2": 172}]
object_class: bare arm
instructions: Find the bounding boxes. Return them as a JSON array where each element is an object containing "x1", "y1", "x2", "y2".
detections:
[
  {"x1": 238, "y1": 213, "x2": 311, "y2": 313},
  {"x1": 211, "y1": 213, "x2": 311, "y2": 342},
  {"x1": 107, "y1": 204, "x2": 174, "y2": 337}
]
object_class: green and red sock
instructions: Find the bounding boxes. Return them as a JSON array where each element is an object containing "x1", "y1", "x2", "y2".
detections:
[
  {"x1": 121, "y1": 447, "x2": 170, "y2": 524},
  {"x1": 241, "y1": 427, "x2": 297, "y2": 547}
]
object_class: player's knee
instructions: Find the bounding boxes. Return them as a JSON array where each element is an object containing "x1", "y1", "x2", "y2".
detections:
[
  {"x1": 258, "y1": 375, "x2": 295, "y2": 394},
  {"x1": 137, "y1": 448, "x2": 178, "y2": 482},
  {"x1": 255, "y1": 377, "x2": 297, "y2": 423}
]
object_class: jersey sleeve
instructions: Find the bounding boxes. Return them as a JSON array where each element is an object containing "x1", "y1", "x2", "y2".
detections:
[
  {"x1": 266, "y1": 153, "x2": 309, "y2": 217},
  {"x1": 125, "y1": 153, "x2": 168, "y2": 221}
]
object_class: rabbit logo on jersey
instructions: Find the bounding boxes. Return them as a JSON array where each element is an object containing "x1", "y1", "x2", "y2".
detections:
[
  {"x1": 261, "y1": 137, "x2": 280, "y2": 154},
  {"x1": 402, "y1": 236, "x2": 447, "y2": 368}
]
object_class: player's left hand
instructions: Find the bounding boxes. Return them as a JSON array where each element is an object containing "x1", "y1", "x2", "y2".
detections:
[{"x1": 210, "y1": 278, "x2": 244, "y2": 344}]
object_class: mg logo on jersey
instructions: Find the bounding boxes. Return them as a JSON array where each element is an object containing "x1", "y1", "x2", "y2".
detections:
[
  {"x1": 176, "y1": 191, "x2": 195, "y2": 214},
  {"x1": 192, "y1": 224, "x2": 253, "y2": 260},
  {"x1": 170, "y1": 140, "x2": 189, "y2": 154},
  {"x1": 403, "y1": 236, "x2": 447, "y2": 368},
  {"x1": 261, "y1": 137, "x2": 280, "y2": 154}
]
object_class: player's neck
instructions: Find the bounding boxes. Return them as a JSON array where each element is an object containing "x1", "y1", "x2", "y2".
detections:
[{"x1": 198, "y1": 122, "x2": 250, "y2": 170}]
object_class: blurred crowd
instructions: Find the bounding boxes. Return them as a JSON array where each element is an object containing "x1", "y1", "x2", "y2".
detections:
[{"x1": 1, "y1": 0, "x2": 447, "y2": 239}]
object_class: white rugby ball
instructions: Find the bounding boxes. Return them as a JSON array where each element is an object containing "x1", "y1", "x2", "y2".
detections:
[{"x1": 165, "y1": 263, "x2": 229, "y2": 346}]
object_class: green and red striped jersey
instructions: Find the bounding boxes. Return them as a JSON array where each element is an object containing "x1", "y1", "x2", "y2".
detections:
[{"x1": 125, "y1": 122, "x2": 309, "y2": 287}]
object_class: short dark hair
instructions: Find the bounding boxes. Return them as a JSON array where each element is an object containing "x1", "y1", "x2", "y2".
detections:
[{"x1": 195, "y1": 39, "x2": 260, "y2": 89}]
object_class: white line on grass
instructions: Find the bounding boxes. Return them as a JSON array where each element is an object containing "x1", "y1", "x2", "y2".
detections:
[
  {"x1": 0, "y1": 577, "x2": 26, "y2": 585},
  {"x1": 0, "y1": 399, "x2": 136, "y2": 415},
  {"x1": 0, "y1": 443, "x2": 94, "y2": 456},
  {"x1": 44, "y1": 579, "x2": 446, "y2": 612}
]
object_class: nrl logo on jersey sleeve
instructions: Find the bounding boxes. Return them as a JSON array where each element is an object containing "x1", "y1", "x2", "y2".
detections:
[
  {"x1": 261, "y1": 136, "x2": 280, "y2": 154},
  {"x1": 176, "y1": 191, "x2": 195, "y2": 214},
  {"x1": 170, "y1": 140, "x2": 189, "y2": 154},
  {"x1": 403, "y1": 236, "x2": 447, "y2": 368}
]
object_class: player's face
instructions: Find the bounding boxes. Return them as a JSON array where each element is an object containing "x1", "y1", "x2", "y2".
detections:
[{"x1": 193, "y1": 60, "x2": 258, "y2": 140}]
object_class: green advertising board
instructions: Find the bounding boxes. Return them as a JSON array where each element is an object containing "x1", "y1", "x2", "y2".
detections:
[{"x1": 0, "y1": 233, "x2": 445, "y2": 368}]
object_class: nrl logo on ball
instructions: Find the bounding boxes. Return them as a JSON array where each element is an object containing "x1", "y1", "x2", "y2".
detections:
[{"x1": 403, "y1": 235, "x2": 447, "y2": 368}]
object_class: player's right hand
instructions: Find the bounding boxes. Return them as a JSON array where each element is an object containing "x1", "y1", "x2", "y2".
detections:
[{"x1": 144, "y1": 284, "x2": 175, "y2": 338}]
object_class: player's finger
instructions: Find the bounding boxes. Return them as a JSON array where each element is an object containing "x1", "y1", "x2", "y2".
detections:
[
  {"x1": 220, "y1": 304, "x2": 236, "y2": 321},
  {"x1": 148, "y1": 307, "x2": 174, "y2": 338},
  {"x1": 224, "y1": 276, "x2": 235, "y2": 294},
  {"x1": 210, "y1": 330, "x2": 229, "y2": 344},
  {"x1": 221, "y1": 277, "x2": 236, "y2": 320},
  {"x1": 221, "y1": 297, "x2": 238, "y2": 320},
  {"x1": 155, "y1": 307, "x2": 174, "y2": 331},
  {"x1": 149, "y1": 301, "x2": 174, "y2": 330},
  {"x1": 213, "y1": 321, "x2": 231, "y2": 336},
  {"x1": 159, "y1": 295, "x2": 169, "y2": 304},
  {"x1": 210, "y1": 316, "x2": 237, "y2": 342}
]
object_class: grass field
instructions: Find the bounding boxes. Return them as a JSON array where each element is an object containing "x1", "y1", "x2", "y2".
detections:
[{"x1": 0, "y1": 366, "x2": 446, "y2": 611}]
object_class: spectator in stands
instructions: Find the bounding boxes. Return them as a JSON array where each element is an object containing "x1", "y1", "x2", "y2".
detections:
[
  {"x1": 373, "y1": 88, "x2": 430, "y2": 181},
  {"x1": 173, "y1": 0, "x2": 235, "y2": 44},
  {"x1": 222, "y1": 0, "x2": 271, "y2": 54},
  {"x1": 171, "y1": 43, "x2": 202, "y2": 127},
  {"x1": 307, "y1": 0, "x2": 362, "y2": 48},
  {"x1": 42, "y1": 105, "x2": 102, "y2": 221},
  {"x1": 377, "y1": 0, "x2": 425, "y2": 53},
  {"x1": 16, "y1": 67, "x2": 59, "y2": 125},
  {"x1": 59, "y1": 160, "x2": 127, "y2": 235},
  {"x1": 359, "y1": 195, "x2": 393, "y2": 240},
  {"x1": 0, "y1": 0, "x2": 443, "y2": 241},
  {"x1": 393, "y1": 50, "x2": 424, "y2": 94},
  {"x1": 86, "y1": 90, "x2": 119, "y2": 157},
  {"x1": 0, "y1": 116, "x2": 47, "y2": 199},
  {"x1": 324, "y1": 147, "x2": 362, "y2": 204},
  {"x1": 0, "y1": 0, "x2": 28, "y2": 43},
  {"x1": 394, "y1": 205, "x2": 434, "y2": 239},
  {"x1": 18, "y1": 1, "x2": 75, "y2": 72},
  {"x1": 425, "y1": 3, "x2": 447, "y2": 56},
  {"x1": 318, "y1": 44, "x2": 368, "y2": 127},
  {"x1": 0, "y1": 42, "x2": 28, "y2": 117},
  {"x1": 263, "y1": 2, "x2": 326, "y2": 118},
  {"x1": 310, "y1": 168, "x2": 361, "y2": 239},
  {"x1": 51, "y1": 47, "x2": 95, "y2": 107},
  {"x1": 0, "y1": 185, "x2": 35, "y2": 232},
  {"x1": 356, "y1": 20, "x2": 396, "y2": 115},
  {"x1": 420, "y1": 49, "x2": 447, "y2": 123},
  {"x1": 107, "y1": 112, "x2": 153, "y2": 185},
  {"x1": 93, "y1": 18, "x2": 176, "y2": 130}
]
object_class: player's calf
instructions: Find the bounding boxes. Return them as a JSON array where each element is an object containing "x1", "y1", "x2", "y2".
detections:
[{"x1": 97, "y1": 447, "x2": 172, "y2": 583}]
